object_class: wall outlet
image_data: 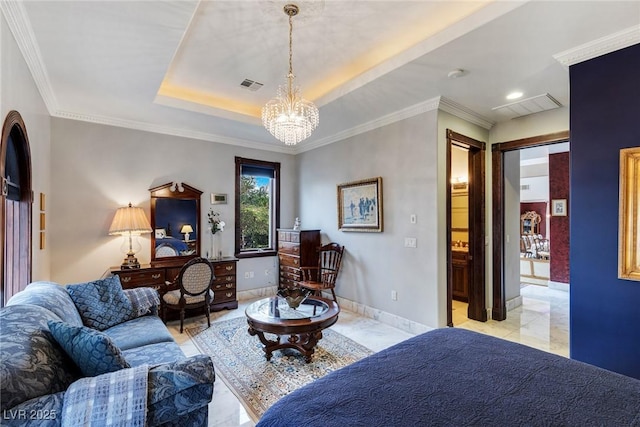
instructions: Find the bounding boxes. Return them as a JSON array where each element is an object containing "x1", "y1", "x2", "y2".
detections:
[
  {"x1": 404, "y1": 237, "x2": 417, "y2": 248},
  {"x1": 244, "y1": 272, "x2": 250, "y2": 279},
  {"x1": 391, "y1": 290, "x2": 398, "y2": 301},
  {"x1": 249, "y1": 271, "x2": 254, "y2": 278}
]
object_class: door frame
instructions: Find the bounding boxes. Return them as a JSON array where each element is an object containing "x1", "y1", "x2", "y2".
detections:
[
  {"x1": 491, "y1": 130, "x2": 569, "y2": 320},
  {"x1": 446, "y1": 129, "x2": 486, "y2": 326},
  {"x1": 1, "y1": 111, "x2": 33, "y2": 306}
]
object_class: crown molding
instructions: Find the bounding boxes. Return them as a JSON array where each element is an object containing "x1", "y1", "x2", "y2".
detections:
[
  {"x1": 296, "y1": 97, "x2": 441, "y2": 153},
  {"x1": 438, "y1": 97, "x2": 495, "y2": 130},
  {"x1": 0, "y1": 0, "x2": 58, "y2": 113},
  {"x1": 553, "y1": 25, "x2": 640, "y2": 67},
  {"x1": 52, "y1": 110, "x2": 296, "y2": 154}
]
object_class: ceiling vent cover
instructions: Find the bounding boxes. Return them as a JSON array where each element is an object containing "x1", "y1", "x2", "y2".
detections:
[
  {"x1": 240, "y1": 79, "x2": 264, "y2": 91},
  {"x1": 492, "y1": 93, "x2": 562, "y2": 119}
]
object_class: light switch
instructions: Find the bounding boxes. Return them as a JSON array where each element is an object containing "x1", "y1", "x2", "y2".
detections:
[
  {"x1": 404, "y1": 237, "x2": 417, "y2": 248},
  {"x1": 410, "y1": 214, "x2": 417, "y2": 224}
]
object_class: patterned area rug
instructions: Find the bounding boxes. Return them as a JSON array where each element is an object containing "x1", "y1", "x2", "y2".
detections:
[{"x1": 186, "y1": 316, "x2": 373, "y2": 421}]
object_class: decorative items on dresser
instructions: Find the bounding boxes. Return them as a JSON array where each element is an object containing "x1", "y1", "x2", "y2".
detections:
[
  {"x1": 111, "y1": 257, "x2": 238, "y2": 312},
  {"x1": 277, "y1": 229, "x2": 320, "y2": 289}
]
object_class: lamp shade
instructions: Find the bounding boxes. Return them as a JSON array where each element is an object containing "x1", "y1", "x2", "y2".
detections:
[
  {"x1": 108, "y1": 203, "x2": 152, "y2": 235},
  {"x1": 181, "y1": 224, "x2": 194, "y2": 234}
]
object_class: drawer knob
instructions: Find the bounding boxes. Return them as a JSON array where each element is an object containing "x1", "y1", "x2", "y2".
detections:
[
  {"x1": 151, "y1": 274, "x2": 161, "y2": 279},
  {"x1": 225, "y1": 292, "x2": 233, "y2": 298},
  {"x1": 294, "y1": 259, "x2": 299, "y2": 265},
  {"x1": 225, "y1": 265, "x2": 233, "y2": 271},
  {"x1": 121, "y1": 276, "x2": 131, "y2": 283},
  {"x1": 226, "y1": 283, "x2": 233, "y2": 288},
  {"x1": 226, "y1": 276, "x2": 233, "y2": 282}
]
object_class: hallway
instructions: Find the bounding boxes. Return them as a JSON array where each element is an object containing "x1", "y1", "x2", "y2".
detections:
[{"x1": 455, "y1": 285, "x2": 569, "y2": 357}]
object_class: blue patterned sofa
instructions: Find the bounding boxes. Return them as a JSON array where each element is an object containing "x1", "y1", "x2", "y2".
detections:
[{"x1": 0, "y1": 279, "x2": 215, "y2": 426}]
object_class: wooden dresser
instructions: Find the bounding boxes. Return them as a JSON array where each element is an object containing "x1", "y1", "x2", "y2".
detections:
[
  {"x1": 111, "y1": 257, "x2": 238, "y2": 311},
  {"x1": 277, "y1": 229, "x2": 320, "y2": 288}
]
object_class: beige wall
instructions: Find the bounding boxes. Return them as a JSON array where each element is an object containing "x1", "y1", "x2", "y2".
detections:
[
  {"x1": 49, "y1": 118, "x2": 296, "y2": 286},
  {"x1": 1, "y1": 14, "x2": 51, "y2": 281},
  {"x1": 297, "y1": 110, "x2": 441, "y2": 327}
]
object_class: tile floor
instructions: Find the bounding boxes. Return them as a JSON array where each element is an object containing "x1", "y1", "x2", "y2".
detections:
[{"x1": 166, "y1": 284, "x2": 569, "y2": 427}]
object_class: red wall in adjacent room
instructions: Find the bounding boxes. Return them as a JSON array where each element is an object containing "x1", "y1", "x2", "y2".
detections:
[
  {"x1": 520, "y1": 202, "x2": 547, "y2": 237},
  {"x1": 549, "y1": 152, "x2": 570, "y2": 283}
]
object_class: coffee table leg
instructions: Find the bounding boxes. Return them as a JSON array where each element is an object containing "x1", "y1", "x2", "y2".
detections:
[{"x1": 248, "y1": 326, "x2": 277, "y2": 361}]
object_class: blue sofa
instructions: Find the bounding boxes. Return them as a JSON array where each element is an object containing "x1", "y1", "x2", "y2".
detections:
[{"x1": 0, "y1": 280, "x2": 215, "y2": 426}]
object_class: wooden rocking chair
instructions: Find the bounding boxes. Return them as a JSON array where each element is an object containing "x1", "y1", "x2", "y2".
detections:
[{"x1": 299, "y1": 243, "x2": 344, "y2": 302}]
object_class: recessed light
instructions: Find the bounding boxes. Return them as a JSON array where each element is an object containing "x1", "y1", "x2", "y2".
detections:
[{"x1": 506, "y1": 91, "x2": 523, "y2": 100}]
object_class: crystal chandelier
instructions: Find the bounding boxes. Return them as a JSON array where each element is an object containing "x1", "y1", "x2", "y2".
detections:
[{"x1": 262, "y1": 4, "x2": 319, "y2": 146}]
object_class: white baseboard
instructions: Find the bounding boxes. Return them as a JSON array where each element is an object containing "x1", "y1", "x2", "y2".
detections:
[
  {"x1": 548, "y1": 281, "x2": 570, "y2": 292},
  {"x1": 506, "y1": 295, "x2": 523, "y2": 311},
  {"x1": 237, "y1": 286, "x2": 432, "y2": 336}
]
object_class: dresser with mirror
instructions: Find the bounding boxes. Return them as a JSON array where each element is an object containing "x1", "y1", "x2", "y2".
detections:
[{"x1": 111, "y1": 182, "x2": 238, "y2": 311}]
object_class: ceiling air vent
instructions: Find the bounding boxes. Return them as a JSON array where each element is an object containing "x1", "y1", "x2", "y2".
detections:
[
  {"x1": 521, "y1": 184, "x2": 531, "y2": 191},
  {"x1": 492, "y1": 93, "x2": 562, "y2": 119},
  {"x1": 240, "y1": 79, "x2": 263, "y2": 91}
]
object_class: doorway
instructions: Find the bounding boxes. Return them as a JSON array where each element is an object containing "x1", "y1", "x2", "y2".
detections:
[
  {"x1": 446, "y1": 129, "x2": 486, "y2": 326},
  {"x1": 1, "y1": 111, "x2": 33, "y2": 307},
  {"x1": 491, "y1": 131, "x2": 569, "y2": 320}
]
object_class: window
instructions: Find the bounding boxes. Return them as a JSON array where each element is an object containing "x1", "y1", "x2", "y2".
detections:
[{"x1": 235, "y1": 157, "x2": 280, "y2": 258}]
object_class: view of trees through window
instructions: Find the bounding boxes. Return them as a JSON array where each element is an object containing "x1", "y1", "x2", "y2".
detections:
[{"x1": 240, "y1": 175, "x2": 271, "y2": 250}]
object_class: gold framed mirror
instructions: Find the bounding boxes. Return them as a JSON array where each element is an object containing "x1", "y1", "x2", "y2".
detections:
[
  {"x1": 150, "y1": 182, "x2": 202, "y2": 266},
  {"x1": 618, "y1": 147, "x2": 640, "y2": 281}
]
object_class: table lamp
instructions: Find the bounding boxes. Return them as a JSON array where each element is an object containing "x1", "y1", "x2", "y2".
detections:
[
  {"x1": 109, "y1": 203, "x2": 152, "y2": 269},
  {"x1": 181, "y1": 224, "x2": 193, "y2": 241}
]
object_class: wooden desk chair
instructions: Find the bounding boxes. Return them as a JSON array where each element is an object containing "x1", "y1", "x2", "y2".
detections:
[
  {"x1": 299, "y1": 243, "x2": 344, "y2": 302},
  {"x1": 161, "y1": 257, "x2": 215, "y2": 333}
]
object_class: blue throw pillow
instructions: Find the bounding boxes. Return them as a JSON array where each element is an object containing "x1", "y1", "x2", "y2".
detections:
[
  {"x1": 67, "y1": 276, "x2": 133, "y2": 330},
  {"x1": 47, "y1": 320, "x2": 130, "y2": 377}
]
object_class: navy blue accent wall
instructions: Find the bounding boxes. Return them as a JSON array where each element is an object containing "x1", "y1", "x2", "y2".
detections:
[{"x1": 570, "y1": 43, "x2": 640, "y2": 379}]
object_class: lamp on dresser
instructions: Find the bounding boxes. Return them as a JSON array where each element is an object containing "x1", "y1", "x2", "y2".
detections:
[
  {"x1": 180, "y1": 224, "x2": 193, "y2": 242},
  {"x1": 109, "y1": 203, "x2": 152, "y2": 269}
]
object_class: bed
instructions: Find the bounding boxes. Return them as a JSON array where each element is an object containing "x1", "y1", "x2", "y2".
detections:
[
  {"x1": 155, "y1": 236, "x2": 190, "y2": 257},
  {"x1": 257, "y1": 328, "x2": 640, "y2": 426}
]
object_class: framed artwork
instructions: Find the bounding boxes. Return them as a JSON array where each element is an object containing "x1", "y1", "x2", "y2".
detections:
[
  {"x1": 551, "y1": 199, "x2": 567, "y2": 216},
  {"x1": 337, "y1": 177, "x2": 383, "y2": 232},
  {"x1": 40, "y1": 193, "x2": 45, "y2": 211},
  {"x1": 618, "y1": 147, "x2": 640, "y2": 281},
  {"x1": 211, "y1": 193, "x2": 227, "y2": 204}
]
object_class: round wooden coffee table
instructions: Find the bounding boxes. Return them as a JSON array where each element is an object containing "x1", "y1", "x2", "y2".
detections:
[{"x1": 245, "y1": 296, "x2": 340, "y2": 363}]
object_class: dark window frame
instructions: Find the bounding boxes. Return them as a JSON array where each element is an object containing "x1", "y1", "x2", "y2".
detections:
[{"x1": 234, "y1": 157, "x2": 280, "y2": 259}]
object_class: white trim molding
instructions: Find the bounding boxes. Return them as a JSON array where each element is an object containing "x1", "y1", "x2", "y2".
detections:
[
  {"x1": 554, "y1": 25, "x2": 640, "y2": 68},
  {"x1": 439, "y1": 97, "x2": 495, "y2": 130}
]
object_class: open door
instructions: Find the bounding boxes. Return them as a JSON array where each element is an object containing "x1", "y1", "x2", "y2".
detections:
[{"x1": 447, "y1": 130, "x2": 486, "y2": 325}]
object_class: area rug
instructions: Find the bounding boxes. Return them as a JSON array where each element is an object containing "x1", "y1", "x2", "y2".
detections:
[{"x1": 185, "y1": 316, "x2": 373, "y2": 421}]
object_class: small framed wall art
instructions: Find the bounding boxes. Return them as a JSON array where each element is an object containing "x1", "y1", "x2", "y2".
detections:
[
  {"x1": 337, "y1": 177, "x2": 383, "y2": 232},
  {"x1": 551, "y1": 199, "x2": 567, "y2": 216},
  {"x1": 211, "y1": 193, "x2": 227, "y2": 204}
]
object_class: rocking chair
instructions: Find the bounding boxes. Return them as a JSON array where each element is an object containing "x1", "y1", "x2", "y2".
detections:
[{"x1": 299, "y1": 243, "x2": 344, "y2": 302}]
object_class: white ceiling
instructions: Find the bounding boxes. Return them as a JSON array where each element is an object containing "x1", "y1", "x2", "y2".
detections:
[{"x1": 3, "y1": 1, "x2": 639, "y2": 153}]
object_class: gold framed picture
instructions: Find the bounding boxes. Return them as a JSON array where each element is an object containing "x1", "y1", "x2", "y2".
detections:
[
  {"x1": 337, "y1": 177, "x2": 383, "y2": 232},
  {"x1": 618, "y1": 147, "x2": 640, "y2": 281}
]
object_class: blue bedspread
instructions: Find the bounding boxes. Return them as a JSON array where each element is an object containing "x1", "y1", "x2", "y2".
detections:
[{"x1": 257, "y1": 328, "x2": 640, "y2": 426}]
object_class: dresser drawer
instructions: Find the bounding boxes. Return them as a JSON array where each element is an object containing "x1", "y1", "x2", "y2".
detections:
[
  {"x1": 115, "y1": 269, "x2": 165, "y2": 288},
  {"x1": 212, "y1": 281, "x2": 236, "y2": 291},
  {"x1": 279, "y1": 267, "x2": 300, "y2": 282},
  {"x1": 213, "y1": 261, "x2": 236, "y2": 276},
  {"x1": 279, "y1": 254, "x2": 300, "y2": 268},
  {"x1": 278, "y1": 242, "x2": 300, "y2": 255},
  {"x1": 214, "y1": 289, "x2": 236, "y2": 303}
]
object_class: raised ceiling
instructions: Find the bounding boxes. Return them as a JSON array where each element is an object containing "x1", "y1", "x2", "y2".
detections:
[{"x1": 2, "y1": 1, "x2": 639, "y2": 153}]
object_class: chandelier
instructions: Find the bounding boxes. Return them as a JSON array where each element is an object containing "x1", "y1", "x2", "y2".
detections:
[{"x1": 262, "y1": 4, "x2": 319, "y2": 146}]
